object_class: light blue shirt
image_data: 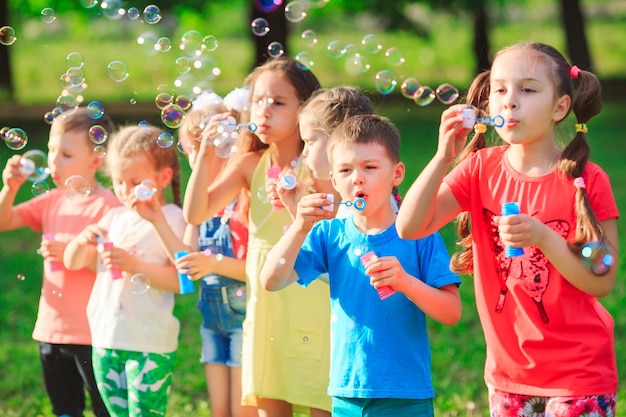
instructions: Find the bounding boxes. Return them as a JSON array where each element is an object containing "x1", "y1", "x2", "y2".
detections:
[{"x1": 294, "y1": 216, "x2": 461, "y2": 399}]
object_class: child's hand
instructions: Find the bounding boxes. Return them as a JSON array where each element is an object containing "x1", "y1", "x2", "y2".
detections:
[
  {"x1": 275, "y1": 169, "x2": 308, "y2": 216},
  {"x1": 496, "y1": 213, "x2": 547, "y2": 249},
  {"x1": 73, "y1": 224, "x2": 106, "y2": 247},
  {"x1": 174, "y1": 251, "x2": 214, "y2": 281},
  {"x1": 291, "y1": 193, "x2": 334, "y2": 232},
  {"x1": 135, "y1": 192, "x2": 164, "y2": 224},
  {"x1": 363, "y1": 255, "x2": 409, "y2": 293},
  {"x1": 40, "y1": 237, "x2": 67, "y2": 264},
  {"x1": 2, "y1": 155, "x2": 28, "y2": 191},
  {"x1": 437, "y1": 105, "x2": 473, "y2": 163},
  {"x1": 100, "y1": 245, "x2": 135, "y2": 274}
]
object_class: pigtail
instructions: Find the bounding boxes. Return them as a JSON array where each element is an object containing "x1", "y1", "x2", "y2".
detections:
[
  {"x1": 449, "y1": 69, "x2": 491, "y2": 275},
  {"x1": 557, "y1": 68, "x2": 604, "y2": 246}
]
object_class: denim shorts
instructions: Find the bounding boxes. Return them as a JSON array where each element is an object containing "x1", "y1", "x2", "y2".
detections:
[
  {"x1": 332, "y1": 397, "x2": 434, "y2": 417},
  {"x1": 197, "y1": 283, "x2": 246, "y2": 367}
]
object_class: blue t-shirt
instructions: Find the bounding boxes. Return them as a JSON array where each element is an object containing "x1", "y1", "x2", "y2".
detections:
[{"x1": 294, "y1": 216, "x2": 461, "y2": 399}]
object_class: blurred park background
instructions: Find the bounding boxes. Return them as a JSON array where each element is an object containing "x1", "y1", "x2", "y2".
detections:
[{"x1": 1, "y1": 0, "x2": 625, "y2": 416}]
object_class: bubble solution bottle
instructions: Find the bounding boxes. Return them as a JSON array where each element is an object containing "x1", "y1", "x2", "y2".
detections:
[
  {"x1": 174, "y1": 251, "x2": 195, "y2": 294},
  {"x1": 42, "y1": 233, "x2": 63, "y2": 272},
  {"x1": 361, "y1": 251, "x2": 395, "y2": 300},
  {"x1": 96, "y1": 236, "x2": 123, "y2": 279},
  {"x1": 501, "y1": 202, "x2": 524, "y2": 258}
]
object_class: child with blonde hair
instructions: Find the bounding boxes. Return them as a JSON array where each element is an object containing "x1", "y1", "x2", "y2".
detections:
[
  {"x1": 0, "y1": 107, "x2": 118, "y2": 417},
  {"x1": 64, "y1": 124, "x2": 187, "y2": 416},
  {"x1": 176, "y1": 90, "x2": 256, "y2": 417}
]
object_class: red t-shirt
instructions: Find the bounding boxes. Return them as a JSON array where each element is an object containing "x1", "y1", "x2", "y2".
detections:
[
  {"x1": 17, "y1": 187, "x2": 120, "y2": 345},
  {"x1": 445, "y1": 145, "x2": 618, "y2": 396}
]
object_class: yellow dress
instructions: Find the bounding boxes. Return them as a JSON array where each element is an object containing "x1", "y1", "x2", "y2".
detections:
[{"x1": 241, "y1": 150, "x2": 332, "y2": 412}]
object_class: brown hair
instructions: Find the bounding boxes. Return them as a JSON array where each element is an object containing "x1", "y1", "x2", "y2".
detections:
[
  {"x1": 230, "y1": 57, "x2": 321, "y2": 220},
  {"x1": 329, "y1": 114, "x2": 402, "y2": 204},
  {"x1": 452, "y1": 42, "x2": 604, "y2": 275},
  {"x1": 107, "y1": 125, "x2": 182, "y2": 207},
  {"x1": 51, "y1": 107, "x2": 115, "y2": 151},
  {"x1": 300, "y1": 85, "x2": 375, "y2": 135}
]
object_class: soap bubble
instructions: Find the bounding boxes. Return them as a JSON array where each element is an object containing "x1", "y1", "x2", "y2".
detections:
[
  {"x1": 130, "y1": 274, "x2": 151, "y2": 294},
  {"x1": 32, "y1": 181, "x2": 50, "y2": 196},
  {"x1": 20, "y1": 150, "x2": 49, "y2": 182},
  {"x1": 361, "y1": 34, "x2": 382, "y2": 55},
  {"x1": 143, "y1": 5, "x2": 161, "y2": 24},
  {"x1": 127, "y1": 7, "x2": 140, "y2": 20},
  {"x1": 400, "y1": 78, "x2": 421, "y2": 99},
  {"x1": 295, "y1": 51, "x2": 314, "y2": 70},
  {"x1": 251, "y1": 18, "x2": 270, "y2": 37},
  {"x1": 88, "y1": 125, "x2": 108, "y2": 145},
  {"x1": 179, "y1": 30, "x2": 203, "y2": 56},
  {"x1": 285, "y1": 1, "x2": 307, "y2": 22},
  {"x1": 161, "y1": 104, "x2": 185, "y2": 129},
  {"x1": 326, "y1": 40, "x2": 344, "y2": 60},
  {"x1": 41, "y1": 8, "x2": 56, "y2": 24},
  {"x1": 93, "y1": 145, "x2": 106, "y2": 158},
  {"x1": 202, "y1": 35, "x2": 219, "y2": 52},
  {"x1": 375, "y1": 70, "x2": 397, "y2": 95},
  {"x1": 87, "y1": 101, "x2": 104, "y2": 119},
  {"x1": 107, "y1": 61, "x2": 129, "y2": 82},
  {"x1": 255, "y1": 0, "x2": 283, "y2": 13},
  {"x1": 157, "y1": 132, "x2": 174, "y2": 148},
  {"x1": 155, "y1": 37, "x2": 171, "y2": 52},
  {"x1": 435, "y1": 83, "x2": 459, "y2": 104},
  {"x1": 4, "y1": 128, "x2": 28, "y2": 150},
  {"x1": 414, "y1": 86, "x2": 435, "y2": 106},
  {"x1": 268, "y1": 41, "x2": 284, "y2": 58},
  {"x1": 65, "y1": 175, "x2": 91, "y2": 200},
  {"x1": 301, "y1": 30, "x2": 318, "y2": 47},
  {"x1": 0, "y1": 26, "x2": 17, "y2": 46},
  {"x1": 384, "y1": 47, "x2": 405, "y2": 66}
]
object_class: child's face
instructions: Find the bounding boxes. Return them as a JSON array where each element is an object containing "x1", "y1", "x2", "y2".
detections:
[
  {"x1": 329, "y1": 141, "x2": 403, "y2": 215},
  {"x1": 108, "y1": 152, "x2": 168, "y2": 209},
  {"x1": 489, "y1": 48, "x2": 570, "y2": 146},
  {"x1": 249, "y1": 72, "x2": 301, "y2": 146},
  {"x1": 47, "y1": 129, "x2": 101, "y2": 189},
  {"x1": 299, "y1": 112, "x2": 330, "y2": 180}
]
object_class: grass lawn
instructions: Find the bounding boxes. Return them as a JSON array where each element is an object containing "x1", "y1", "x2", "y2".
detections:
[
  {"x1": 1, "y1": 1, "x2": 626, "y2": 415},
  {"x1": 1, "y1": 98, "x2": 625, "y2": 416}
]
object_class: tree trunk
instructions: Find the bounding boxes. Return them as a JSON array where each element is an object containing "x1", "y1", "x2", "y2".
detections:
[
  {"x1": 249, "y1": 0, "x2": 288, "y2": 69},
  {"x1": 471, "y1": 0, "x2": 490, "y2": 74},
  {"x1": 0, "y1": 0, "x2": 14, "y2": 99},
  {"x1": 560, "y1": 0, "x2": 592, "y2": 71}
]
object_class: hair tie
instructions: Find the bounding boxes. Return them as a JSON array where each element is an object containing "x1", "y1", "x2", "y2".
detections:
[
  {"x1": 573, "y1": 177, "x2": 586, "y2": 189},
  {"x1": 575, "y1": 123, "x2": 588, "y2": 133},
  {"x1": 569, "y1": 65, "x2": 581, "y2": 79},
  {"x1": 474, "y1": 123, "x2": 487, "y2": 134}
]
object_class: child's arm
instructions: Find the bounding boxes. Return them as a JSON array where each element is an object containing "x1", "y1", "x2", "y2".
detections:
[
  {"x1": 499, "y1": 214, "x2": 619, "y2": 298},
  {"x1": 260, "y1": 192, "x2": 333, "y2": 291},
  {"x1": 175, "y1": 250, "x2": 247, "y2": 282},
  {"x1": 0, "y1": 155, "x2": 29, "y2": 231},
  {"x1": 100, "y1": 246, "x2": 180, "y2": 292},
  {"x1": 136, "y1": 197, "x2": 191, "y2": 264},
  {"x1": 183, "y1": 126, "x2": 227, "y2": 224},
  {"x1": 396, "y1": 105, "x2": 471, "y2": 239},
  {"x1": 64, "y1": 223, "x2": 105, "y2": 272},
  {"x1": 364, "y1": 255, "x2": 462, "y2": 325},
  {"x1": 176, "y1": 220, "x2": 246, "y2": 282}
]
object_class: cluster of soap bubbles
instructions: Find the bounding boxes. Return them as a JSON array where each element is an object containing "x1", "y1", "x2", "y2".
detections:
[{"x1": 400, "y1": 78, "x2": 460, "y2": 106}]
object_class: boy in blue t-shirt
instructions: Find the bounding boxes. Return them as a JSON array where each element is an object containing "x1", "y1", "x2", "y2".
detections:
[{"x1": 260, "y1": 114, "x2": 462, "y2": 417}]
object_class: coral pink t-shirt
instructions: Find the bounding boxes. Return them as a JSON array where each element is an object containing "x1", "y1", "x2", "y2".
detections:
[
  {"x1": 445, "y1": 146, "x2": 618, "y2": 396},
  {"x1": 17, "y1": 187, "x2": 120, "y2": 345}
]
